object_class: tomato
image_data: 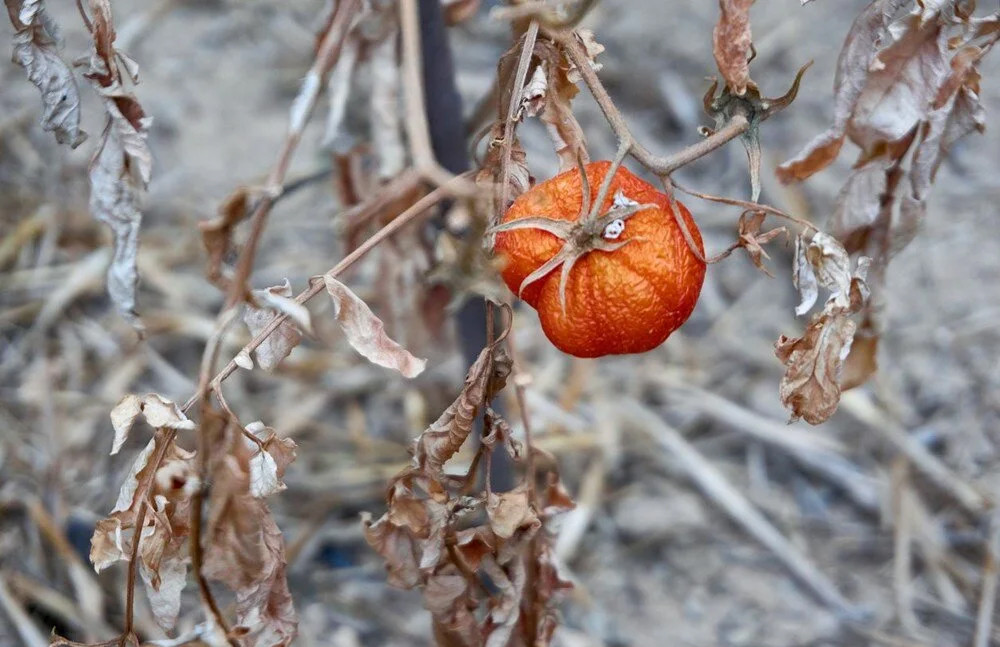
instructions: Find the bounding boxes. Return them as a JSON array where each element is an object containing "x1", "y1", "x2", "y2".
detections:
[{"x1": 493, "y1": 161, "x2": 706, "y2": 358}]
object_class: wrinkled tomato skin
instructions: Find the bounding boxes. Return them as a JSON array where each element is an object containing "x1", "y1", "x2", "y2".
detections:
[{"x1": 494, "y1": 162, "x2": 706, "y2": 358}]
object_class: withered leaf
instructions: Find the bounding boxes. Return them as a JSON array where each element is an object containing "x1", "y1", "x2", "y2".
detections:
[
  {"x1": 80, "y1": 0, "x2": 153, "y2": 332},
  {"x1": 486, "y1": 484, "x2": 540, "y2": 540},
  {"x1": 846, "y1": 14, "x2": 949, "y2": 149},
  {"x1": 324, "y1": 272, "x2": 426, "y2": 378},
  {"x1": 481, "y1": 555, "x2": 527, "y2": 647},
  {"x1": 199, "y1": 187, "x2": 250, "y2": 288},
  {"x1": 362, "y1": 511, "x2": 421, "y2": 589},
  {"x1": 90, "y1": 433, "x2": 197, "y2": 630},
  {"x1": 412, "y1": 344, "x2": 504, "y2": 477},
  {"x1": 204, "y1": 436, "x2": 297, "y2": 646},
  {"x1": 245, "y1": 422, "x2": 297, "y2": 498},
  {"x1": 110, "y1": 393, "x2": 195, "y2": 455},
  {"x1": 736, "y1": 210, "x2": 785, "y2": 276},
  {"x1": 530, "y1": 40, "x2": 590, "y2": 172},
  {"x1": 777, "y1": 0, "x2": 908, "y2": 182},
  {"x1": 243, "y1": 280, "x2": 303, "y2": 371},
  {"x1": 778, "y1": 235, "x2": 871, "y2": 424},
  {"x1": 713, "y1": 0, "x2": 755, "y2": 96},
  {"x1": 7, "y1": 0, "x2": 86, "y2": 147},
  {"x1": 775, "y1": 312, "x2": 857, "y2": 425}
]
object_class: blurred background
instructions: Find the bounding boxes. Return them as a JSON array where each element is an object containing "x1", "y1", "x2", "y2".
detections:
[{"x1": 2, "y1": 0, "x2": 1000, "y2": 645}]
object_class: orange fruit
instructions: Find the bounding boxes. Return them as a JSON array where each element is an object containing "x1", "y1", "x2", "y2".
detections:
[{"x1": 493, "y1": 161, "x2": 706, "y2": 358}]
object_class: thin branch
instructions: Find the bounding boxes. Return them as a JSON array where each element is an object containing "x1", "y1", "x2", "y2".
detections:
[
  {"x1": 498, "y1": 21, "x2": 539, "y2": 222},
  {"x1": 224, "y1": 0, "x2": 361, "y2": 308},
  {"x1": 181, "y1": 172, "x2": 473, "y2": 413},
  {"x1": 672, "y1": 181, "x2": 817, "y2": 232},
  {"x1": 553, "y1": 30, "x2": 790, "y2": 177}
]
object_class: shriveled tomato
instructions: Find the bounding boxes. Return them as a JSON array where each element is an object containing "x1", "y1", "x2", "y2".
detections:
[{"x1": 493, "y1": 161, "x2": 706, "y2": 358}]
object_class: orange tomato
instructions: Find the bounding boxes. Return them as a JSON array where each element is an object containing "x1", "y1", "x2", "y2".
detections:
[{"x1": 493, "y1": 161, "x2": 706, "y2": 358}]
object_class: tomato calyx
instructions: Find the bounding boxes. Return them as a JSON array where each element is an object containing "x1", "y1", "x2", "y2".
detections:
[{"x1": 490, "y1": 164, "x2": 655, "y2": 313}]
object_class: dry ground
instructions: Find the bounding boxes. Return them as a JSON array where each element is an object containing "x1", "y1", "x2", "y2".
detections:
[{"x1": 2, "y1": 1, "x2": 1000, "y2": 646}]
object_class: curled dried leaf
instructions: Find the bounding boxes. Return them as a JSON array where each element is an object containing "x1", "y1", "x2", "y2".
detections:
[
  {"x1": 80, "y1": 0, "x2": 153, "y2": 332},
  {"x1": 110, "y1": 393, "x2": 195, "y2": 455},
  {"x1": 243, "y1": 280, "x2": 304, "y2": 371},
  {"x1": 777, "y1": 0, "x2": 908, "y2": 181},
  {"x1": 203, "y1": 427, "x2": 298, "y2": 645},
  {"x1": 7, "y1": 0, "x2": 86, "y2": 147},
  {"x1": 89, "y1": 432, "x2": 197, "y2": 630},
  {"x1": 199, "y1": 187, "x2": 250, "y2": 288},
  {"x1": 324, "y1": 272, "x2": 426, "y2": 378},
  {"x1": 778, "y1": 233, "x2": 871, "y2": 424}
]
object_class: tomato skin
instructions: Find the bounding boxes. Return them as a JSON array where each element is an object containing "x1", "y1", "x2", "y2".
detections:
[{"x1": 494, "y1": 162, "x2": 706, "y2": 358}]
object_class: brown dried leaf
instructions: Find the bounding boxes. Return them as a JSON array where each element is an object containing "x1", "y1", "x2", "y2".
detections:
[
  {"x1": 412, "y1": 344, "x2": 508, "y2": 477},
  {"x1": 846, "y1": 15, "x2": 949, "y2": 149},
  {"x1": 424, "y1": 568, "x2": 478, "y2": 647},
  {"x1": 775, "y1": 312, "x2": 858, "y2": 424},
  {"x1": 830, "y1": 157, "x2": 891, "y2": 243},
  {"x1": 777, "y1": 0, "x2": 908, "y2": 181},
  {"x1": 736, "y1": 211, "x2": 785, "y2": 276},
  {"x1": 481, "y1": 555, "x2": 527, "y2": 647},
  {"x1": 243, "y1": 280, "x2": 303, "y2": 371},
  {"x1": 362, "y1": 511, "x2": 422, "y2": 588},
  {"x1": 204, "y1": 436, "x2": 298, "y2": 646},
  {"x1": 530, "y1": 40, "x2": 590, "y2": 172},
  {"x1": 79, "y1": 0, "x2": 152, "y2": 332},
  {"x1": 778, "y1": 234, "x2": 871, "y2": 424},
  {"x1": 324, "y1": 273, "x2": 427, "y2": 378},
  {"x1": 713, "y1": 0, "x2": 755, "y2": 96},
  {"x1": 199, "y1": 187, "x2": 250, "y2": 288},
  {"x1": 110, "y1": 393, "x2": 195, "y2": 455},
  {"x1": 245, "y1": 422, "x2": 297, "y2": 498},
  {"x1": 486, "y1": 484, "x2": 540, "y2": 540},
  {"x1": 89, "y1": 433, "x2": 197, "y2": 630},
  {"x1": 841, "y1": 327, "x2": 879, "y2": 390},
  {"x1": 6, "y1": 0, "x2": 86, "y2": 147}
]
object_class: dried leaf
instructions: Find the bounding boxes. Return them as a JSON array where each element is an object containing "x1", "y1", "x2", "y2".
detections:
[
  {"x1": 736, "y1": 210, "x2": 785, "y2": 276},
  {"x1": 199, "y1": 187, "x2": 250, "y2": 287},
  {"x1": 245, "y1": 423, "x2": 297, "y2": 498},
  {"x1": 775, "y1": 312, "x2": 857, "y2": 424},
  {"x1": 530, "y1": 40, "x2": 590, "y2": 171},
  {"x1": 426, "y1": 569, "x2": 479, "y2": 646},
  {"x1": 204, "y1": 435, "x2": 298, "y2": 646},
  {"x1": 243, "y1": 280, "x2": 303, "y2": 371},
  {"x1": 792, "y1": 233, "x2": 819, "y2": 316},
  {"x1": 79, "y1": 0, "x2": 153, "y2": 332},
  {"x1": 412, "y1": 344, "x2": 509, "y2": 476},
  {"x1": 362, "y1": 511, "x2": 422, "y2": 588},
  {"x1": 713, "y1": 0, "x2": 755, "y2": 96},
  {"x1": 830, "y1": 158, "x2": 891, "y2": 242},
  {"x1": 841, "y1": 327, "x2": 879, "y2": 390},
  {"x1": 846, "y1": 15, "x2": 949, "y2": 149},
  {"x1": 6, "y1": 0, "x2": 86, "y2": 147},
  {"x1": 481, "y1": 555, "x2": 527, "y2": 647},
  {"x1": 777, "y1": 0, "x2": 908, "y2": 181},
  {"x1": 90, "y1": 432, "x2": 197, "y2": 630},
  {"x1": 323, "y1": 273, "x2": 426, "y2": 378},
  {"x1": 110, "y1": 393, "x2": 195, "y2": 455},
  {"x1": 486, "y1": 485, "x2": 540, "y2": 539},
  {"x1": 778, "y1": 234, "x2": 871, "y2": 424}
]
